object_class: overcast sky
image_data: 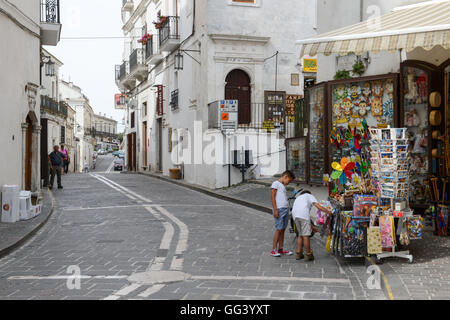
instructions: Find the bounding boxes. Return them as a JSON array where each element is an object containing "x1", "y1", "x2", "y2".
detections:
[{"x1": 44, "y1": 0, "x2": 125, "y2": 132}]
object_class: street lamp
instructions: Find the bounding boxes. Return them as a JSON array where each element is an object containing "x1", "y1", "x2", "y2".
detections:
[{"x1": 175, "y1": 51, "x2": 184, "y2": 70}]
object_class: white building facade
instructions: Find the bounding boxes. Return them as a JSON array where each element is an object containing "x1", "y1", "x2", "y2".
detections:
[
  {"x1": 116, "y1": 0, "x2": 318, "y2": 188},
  {"x1": 59, "y1": 81, "x2": 95, "y2": 173},
  {"x1": 0, "y1": 0, "x2": 61, "y2": 194}
]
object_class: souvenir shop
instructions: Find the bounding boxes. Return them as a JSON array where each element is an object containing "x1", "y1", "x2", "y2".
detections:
[{"x1": 288, "y1": 1, "x2": 450, "y2": 260}]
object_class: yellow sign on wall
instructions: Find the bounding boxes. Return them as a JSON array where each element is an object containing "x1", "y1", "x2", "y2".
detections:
[{"x1": 303, "y1": 59, "x2": 317, "y2": 73}]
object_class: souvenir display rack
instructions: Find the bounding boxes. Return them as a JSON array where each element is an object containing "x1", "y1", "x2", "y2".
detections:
[
  {"x1": 400, "y1": 60, "x2": 450, "y2": 211},
  {"x1": 306, "y1": 84, "x2": 328, "y2": 185},
  {"x1": 285, "y1": 137, "x2": 307, "y2": 183}
]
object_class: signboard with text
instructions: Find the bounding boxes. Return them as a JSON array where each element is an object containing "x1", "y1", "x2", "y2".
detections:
[
  {"x1": 157, "y1": 85, "x2": 164, "y2": 116},
  {"x1": 303, "y1": 58, "x2": 317, "y2": 73},
  {"x1": 115, "y1": 94, "x2": 128, "y2": 110}
]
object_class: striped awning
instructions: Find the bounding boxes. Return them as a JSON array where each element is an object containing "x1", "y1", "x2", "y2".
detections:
[{"x1": 298, "y1": 0, "x2": 450, "y2": 57}]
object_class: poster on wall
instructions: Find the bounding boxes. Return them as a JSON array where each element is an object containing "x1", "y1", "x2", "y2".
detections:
[
  {"x1": 286, "y1": 94, "x2": 303, "y2": 118},
  {"x1": 264, "y1": 91, "x2": 286, "y2": 131}
]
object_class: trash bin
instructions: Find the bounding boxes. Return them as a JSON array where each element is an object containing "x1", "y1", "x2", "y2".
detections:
[
  {"x1": 169, "y1": 168, "x2": 182, "y2": 180},
  {"x1": 19, "y1": 191, "x2": 32, "y2": 221},
  {"x1": 1, "y1": 185, "x2": 20, "y2": 223}
]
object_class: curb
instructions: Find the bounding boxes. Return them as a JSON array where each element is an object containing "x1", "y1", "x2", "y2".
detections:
[
  {"x1": 135, "y1": 172, "x2": 273, "y2": 214},
  {"x1": 0, "y1": 189, "x2": 55, "y2": 260}
]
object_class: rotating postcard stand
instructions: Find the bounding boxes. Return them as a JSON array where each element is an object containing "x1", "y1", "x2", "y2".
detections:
[{"x1": 370, "y1": 127, "x2": 414, "y2": 263}]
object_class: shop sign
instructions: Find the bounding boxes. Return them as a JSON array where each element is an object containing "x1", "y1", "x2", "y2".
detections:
[
  {"x1": 263, "y1": 121, "x2": 275, "y2": 132},
  {"x1": 286, "y1": 94, "x2": 303, "y2": 116},
  {"x1": 114, "y1": 94, "x2": 128, "y2": 110},
  {"x1": 303, "y1": 59, "x2": 317, "y2": 73},
  {"x1": 157, "y1": 85, "x2": 163, "y2": 116}
]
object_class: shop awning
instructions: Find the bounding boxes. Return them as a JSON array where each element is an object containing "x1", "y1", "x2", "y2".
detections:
[{"x1": 297, "y1": 0, "x2": 450, "y2": 57}]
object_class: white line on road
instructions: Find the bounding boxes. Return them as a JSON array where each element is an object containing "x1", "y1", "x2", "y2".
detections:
[
  {"x1": 106, "y1": 160, "x2": 114, "y2": 173},
  {"x1": 90, "y1": 174, "x2": 138, "y2": 200},
  {"x1": 61, "y1": 205, "x2": 145, "y2": 211},
  {"x1": 8, "y1": 275, "x2": 128, "y2": 280},
  {"x1": 154, "y1": 206, "x2": 189, "y2": 271},
  {"x1": 95, "y1": 174, "x2": 152, "y2": 203},
  {"x1": 190, "y1": 275, "x2": 351, "y2": 284},
  {"x1": 137, "y1": 284, "x2": 166, "y2": 298}
]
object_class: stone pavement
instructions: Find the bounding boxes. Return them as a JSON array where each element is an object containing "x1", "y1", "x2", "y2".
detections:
[
  {"x1": 143, "y1": 173, "x2": 450, "y2": 300},
  {"x1": 0, "y1": 188, "x2": 53, "y2": 259},
  {"x1": 0, "y1": 158, "x2": 386, "y2": 300}
]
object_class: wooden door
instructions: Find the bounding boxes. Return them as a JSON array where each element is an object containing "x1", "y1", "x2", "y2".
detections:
[
  {"x1": 127, "y1": 134, "x2": 133, "y2": 171},
  {"x1": 225, "y1": 69, "x2": 251, "y2": 125},
  {"x1": 25, "y1": 116, "x2": 33, "y2": 191},
  {"x1": 157, "y1": 119, "x2": 162, "y2": 172},
  {"x1": 143, "y1": 121, "x2": 148, "y2": 168},
  {"x1": 132, "y1": 132, "x2": 137, "y2": 171}
]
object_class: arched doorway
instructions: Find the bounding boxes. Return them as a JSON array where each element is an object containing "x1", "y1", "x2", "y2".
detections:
[
  {"x1": 225, "y1": 69, "x2": 251, "y2": 125},
  {"x1": 24, "y1": 115, "x2": 33, "y2": 191}
]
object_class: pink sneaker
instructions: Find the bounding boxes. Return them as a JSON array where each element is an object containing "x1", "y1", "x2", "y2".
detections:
[
  {"x1": 270, "y1": 250, "x2": 281, "y2": 257},
  {"x1": 278, "y1": 248, "x2": 293, "y2": 256}
]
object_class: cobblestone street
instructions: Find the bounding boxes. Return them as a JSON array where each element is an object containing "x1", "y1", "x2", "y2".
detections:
[{"x1": 0, "y1": 156, "x2": 387, "y2": 300}]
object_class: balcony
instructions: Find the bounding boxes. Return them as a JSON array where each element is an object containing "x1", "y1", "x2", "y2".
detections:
[
  {"x1": 40, "y1": 0, "x2": 62, "y2": 46},
  {"x1": 158, "y1": 16, "x2": 180, "y2": 52},
  {"x1": 129, "y1": 48, "x2": 147, "y2": 81},
  {"x1": 40, "y1": 95, "x2": 67, "y2": 118},
  {"x1": 117, "y1": 61, "x2": 135, "y2": 91},
  {"x1": 207, "y1": 102, "x2": 295, "y2": 139},
  {"x1": 170, "y1": 89, "x2": 179, "y2": 111},
  {"x1": 122, "y1": 0, "x2": 134, "y2": 11},
  {"x1": 145, "y1": 36, "x2": 163, "y2": 66}
]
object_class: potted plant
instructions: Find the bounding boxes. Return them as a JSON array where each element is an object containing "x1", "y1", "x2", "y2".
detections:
[
  {"x1": 334, "y1": 70, "x2": 352, "y2": 80},
  {"x1": 138, "y1": 33, "x2": 152, "y2": 45},
  {"x1": 153, "y1": 16, "x2": 168, "y2": 29}
]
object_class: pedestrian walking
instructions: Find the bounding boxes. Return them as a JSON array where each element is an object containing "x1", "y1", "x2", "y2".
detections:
[
  {"x1": 270, "y1": 170, "x2": 295, "y2": 257},
  {"x1": 60, "y1": 144, "x2": 70, "y2": 174},
  {"x1": 84, "y1": 160, "x2": 89, "y2": 173},
  {"x1": 48, "y1": 145, "x2": 65, "y2": 190},
  {"x1": 292, "y1": 190, "x2": 332, "y2": 261}
]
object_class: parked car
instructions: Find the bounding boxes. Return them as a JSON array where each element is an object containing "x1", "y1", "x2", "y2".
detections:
[
  {"x1": 112, "y1": 151, "x2": 120, "y2": 157},
  {"x1": 118, "y1": 151, "x2": 125, "y2": 159},
  {"x1": 98, "y1": 149, "x2": 105, "y2": 155},
  {"x1": 114, "y1": 159, "x2": 124, "y2": 171}
]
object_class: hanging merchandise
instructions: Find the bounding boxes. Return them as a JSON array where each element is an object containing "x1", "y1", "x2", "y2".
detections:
[
  {"x1": 379, "y1": 215, "x2": 395, "y2": 248},
  {"x1": 367, "y1": 227, "x2": 383, "y2": 254}
]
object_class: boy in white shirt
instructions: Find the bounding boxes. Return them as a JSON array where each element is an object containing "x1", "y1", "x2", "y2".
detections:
[
  {"x1": 292, "y1": 190, "x2": 332, "y2": 261},
  {"x1": 270, "y1": 171, "x2": 295, "y2": 257}
]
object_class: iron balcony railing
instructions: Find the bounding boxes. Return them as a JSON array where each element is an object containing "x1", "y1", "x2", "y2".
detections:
[
  {"x1": 130, "y1": 48, "x2": 145, "y2": 72},
  {"x1": 119, "y1": 61, "x2": 129, "y2": 81},
  {"x1": 159, "y1": 16, "x2": 180, "y2": 46},
  {"x1": 41, "y1": 95, "x2": 67, "y2": 117},
  {"x1": 170, "y1": 89, "x2": 179, "y2": 111},
  {"x1": 40, "y1": 0, "x2": 60, "y2": 23},
  {"x1": 208, "y1": 103, "x2": 295, "y2": 139}
]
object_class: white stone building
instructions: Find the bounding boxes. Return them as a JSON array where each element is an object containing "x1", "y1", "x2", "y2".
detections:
[
  {"x1": 116, "y1": 0, "x2": 318, "y2": 188},
  {"x1": 59, "y1": 80, "x2": 95, "y2": 173},
  {"x1": 0, "y1": 0, "x2": 61, "y2": 194},
  {"x1": 93, "y1": 113, "x2": 118, "y2": 151}
]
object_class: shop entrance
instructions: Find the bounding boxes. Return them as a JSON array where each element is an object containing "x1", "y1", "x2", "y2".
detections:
[
  {"x1": 225, "y1": 69, "x2": 251, "y2": 125},
  {"x1": 142, "y1": 121, "x2": 148, "y2": 169},
  {"x1": 127, "y1": 132, "x2": 136, "y2": 171},
  {"x1": 156, "y1": 118, "x2": 162, "y2": 172}
]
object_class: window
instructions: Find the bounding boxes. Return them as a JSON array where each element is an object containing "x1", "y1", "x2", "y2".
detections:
[
  {"x1": 131, "y1": 112, "x2": 135, "y2": 128},
  {"x1": 60, "y1": 126, "x2": 66, "y2": 144},
  {"x1": 143, "y1": 102, "x2": 147, "y2": 117}
]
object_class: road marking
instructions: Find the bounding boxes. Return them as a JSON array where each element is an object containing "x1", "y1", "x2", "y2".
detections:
[
  {"x1": 8, "y1": 275, "x2": 128, "y2": 280},
  {"x1": 106, "y1": 160, "x2": 114, "y2": 173},
  {"x1": 366, "y1": 256, "x2": 395, "y2": 300},
  {"x1": 137, "y1": 284, "x2": 166, "y2": 298},
  {"x1": 61, "y1": 205, "x2": 145, "y2": 211},
  {"x1": 190, "y1": 275, "x2": 351, "y2": 284},
  {"x1": 90, "y1": 174, "x2": 137, "y2": 200},
  {"x1": 113, "y1": 283, "x2": 142, "y2": 296},
  {"x1": 95, "y1": 174, "x2": 152, "y2": 203}
]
